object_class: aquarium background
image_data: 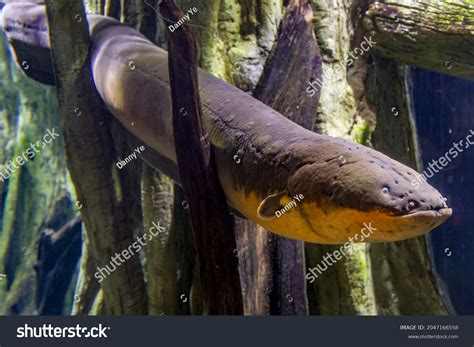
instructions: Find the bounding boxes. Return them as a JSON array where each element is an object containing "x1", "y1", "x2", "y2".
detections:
[{"x1": 412, "y1": 68, "x2": 474, "y2": 315}]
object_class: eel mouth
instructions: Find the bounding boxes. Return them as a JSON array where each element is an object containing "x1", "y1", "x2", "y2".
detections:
[
  {"x1": 384, "y1": 206, "x2": 452, "y2": 240},
  {"x1": 393, "y1": 206, "x2": 452, "y2": 219},
  {"x1": 394, "y1": 207, "x2": 452, "y2": 229}
]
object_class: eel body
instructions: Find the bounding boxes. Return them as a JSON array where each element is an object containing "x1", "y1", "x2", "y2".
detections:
[{"x1": 0, "y1": 2, "x2": 452, "y2": 244}]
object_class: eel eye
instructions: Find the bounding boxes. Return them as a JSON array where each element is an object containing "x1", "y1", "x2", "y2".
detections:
[{"x1": 382, "y1": 186, "x2": 390, "y2": 194}]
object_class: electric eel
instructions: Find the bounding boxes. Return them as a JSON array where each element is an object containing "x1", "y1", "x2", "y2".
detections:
[{"x1": 0, "y1": 2, "x2": 452, "y2": 244}]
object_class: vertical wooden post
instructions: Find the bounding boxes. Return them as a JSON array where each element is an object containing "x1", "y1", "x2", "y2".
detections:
[
  {"x1": 44, "y1": 0, "x2": 148, "y2": 314},
  {"x1": 159, "y1": 0, "x2": 243, "y2": 315}
]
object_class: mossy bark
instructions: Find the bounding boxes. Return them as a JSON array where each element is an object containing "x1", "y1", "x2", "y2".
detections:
[
  {"x1": 172, "y1": 0, "x2": 282, "y2": 89},
  {"x1": 365, "y1": 0, "x2": 474, "y2": 80}
]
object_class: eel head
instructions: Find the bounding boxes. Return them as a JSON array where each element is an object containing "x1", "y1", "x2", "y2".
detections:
[{"x1": 256, "y1": 140, "x2": 452, "y2": 244}]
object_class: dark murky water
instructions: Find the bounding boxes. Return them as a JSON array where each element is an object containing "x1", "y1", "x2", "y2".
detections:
[{"x1": 412, "y1": 68, "x2": 474, "y2": 314}]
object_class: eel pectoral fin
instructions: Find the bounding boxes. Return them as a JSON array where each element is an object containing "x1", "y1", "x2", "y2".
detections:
[{"x1": 257, "y1": 191, "x2": 291, "y2": 220}]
